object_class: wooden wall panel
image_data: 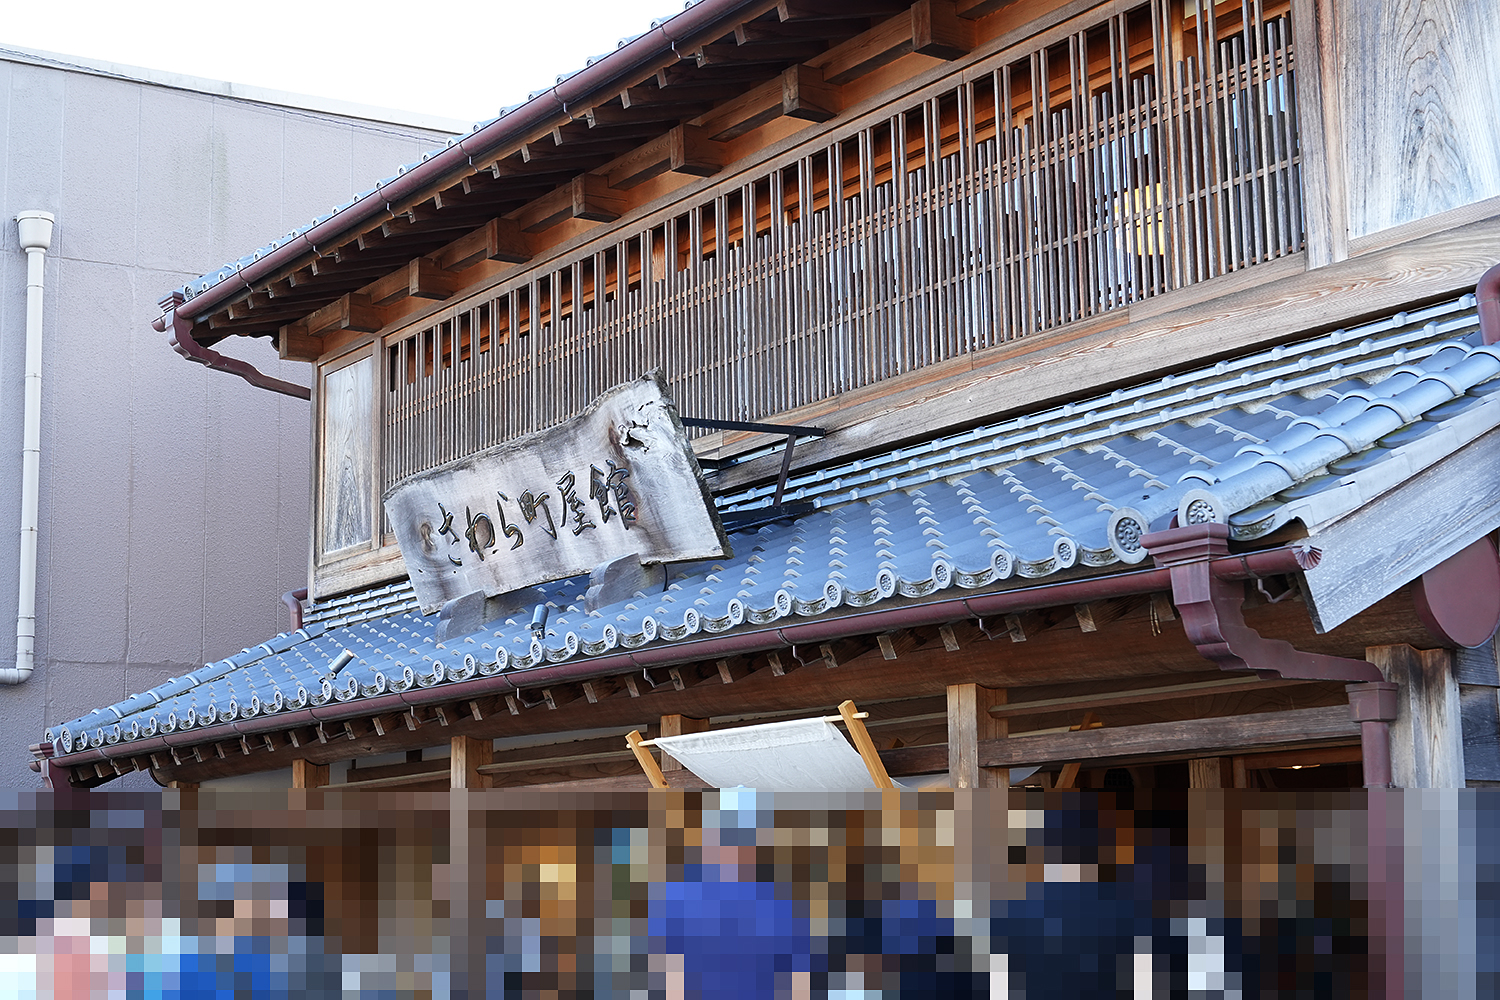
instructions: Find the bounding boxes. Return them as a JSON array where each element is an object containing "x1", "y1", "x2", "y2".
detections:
[
  {"x1": 1338, "y1": 0, "x2": 1500, "y2": 239},
  {"x1": 320, "y1": 355, "x2": 375, "y2": 555}
]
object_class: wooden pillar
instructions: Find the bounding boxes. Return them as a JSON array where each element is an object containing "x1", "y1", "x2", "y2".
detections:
[
  {"x1": 658, "y1": 714, "x2": 708, "y2": 772},
  {"x1": 449, "y1": 763, "x2": 488, "y2": 998},
  {"x1": 1188, "y1": 757, "x2": 1228, "y2": 789},
  {"x1": 947, "y1": 683, "x2": 1007, "y2": 788},
  {"x1": 1367, "y1": 644, "x2": 1464, "y2": 788},
  {"x1": 451, "y1": 735, "x2": 493, "y2": 789},
  {"x1": 291, "y1": 759, "x2": 328, "y2": 789}
]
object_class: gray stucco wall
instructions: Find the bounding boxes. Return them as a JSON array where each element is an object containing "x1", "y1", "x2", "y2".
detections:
[{"x1": 0, "y1": 57, "x2": 449, "y2": 788}]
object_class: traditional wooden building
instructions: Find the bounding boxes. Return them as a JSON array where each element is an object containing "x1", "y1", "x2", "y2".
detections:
[{"x1": 34, "y1": 0, "x2": 1500, "y2": 794}]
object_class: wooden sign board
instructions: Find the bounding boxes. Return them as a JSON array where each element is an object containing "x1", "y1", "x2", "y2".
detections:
[{"x1": 384, "y1": 372, "x2": 732, "y2": 613}]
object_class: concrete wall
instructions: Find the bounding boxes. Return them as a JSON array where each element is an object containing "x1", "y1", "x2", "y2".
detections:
[{"x1": 0, "y1": 55, "x2": 451, "y2": 788}]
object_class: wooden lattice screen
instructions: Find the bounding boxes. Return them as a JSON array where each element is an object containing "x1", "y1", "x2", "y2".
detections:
[{"x1": 382, "y1": 0, "x2": 1301, "y2": 500}]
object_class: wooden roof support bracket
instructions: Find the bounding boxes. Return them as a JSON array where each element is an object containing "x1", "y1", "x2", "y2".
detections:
[
  {"x1": 277, "y1": 320, "x2": 323, "y2": 363},
  {"x1": 435, "y1": 218, "x2": 532, "y2": 270},
  {"x1": 607, "y1": 125, "x2": 725, "y2": 191},
  {"x1": 782, "y1": 64, "x2": 841, "y2": 122},
  {"x1": 955, "y1": 0, "x2": 1018, "y2": 19},
  {"x1": 516, "y1": 175, "x2": 628, "y2": 233},
  {"x1": 308, "y1": 292, "x2": 387, "y2": 337},
  {"x1": 820, "y1": 0, "x2": 971, "y2": 85}
]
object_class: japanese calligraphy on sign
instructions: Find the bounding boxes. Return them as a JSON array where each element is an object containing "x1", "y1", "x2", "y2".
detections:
[{"x1": 383, "y1": 372, "x2": 732, "y2": 613}]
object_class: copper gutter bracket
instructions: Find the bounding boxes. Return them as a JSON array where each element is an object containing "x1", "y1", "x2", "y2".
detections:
[{"x1": 1144, "y1": 523, "x2": 1382, "y2": 683}]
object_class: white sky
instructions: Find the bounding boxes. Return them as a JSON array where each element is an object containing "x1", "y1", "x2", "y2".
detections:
[{"x1": 0, "y1": 0, "x2": 688, "y2": 128}]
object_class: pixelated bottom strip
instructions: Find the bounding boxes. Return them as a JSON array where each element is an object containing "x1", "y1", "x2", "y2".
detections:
[{"x1": 0, "y1": 787, "x2": 1492, "y2": 998}]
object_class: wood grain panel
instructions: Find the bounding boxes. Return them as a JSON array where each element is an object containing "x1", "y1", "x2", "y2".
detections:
[
  {"x1": 1460, "y1": 683, "x2": 1500, "y2": 782},
  {"x1": 320, "y1": 355, "x2": 375, "y2": 555},
  {"x1": 1339, "y1": 0, "x2": 1500, "y2": 238},
  {"x1": 1304, "y1": 425, "x2": 1500, "y2": 633}
]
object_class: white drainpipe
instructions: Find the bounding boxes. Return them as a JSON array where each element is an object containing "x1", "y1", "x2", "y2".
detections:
[{"x1": 3, "y1": 210, "x2": 54, "y2": 685}]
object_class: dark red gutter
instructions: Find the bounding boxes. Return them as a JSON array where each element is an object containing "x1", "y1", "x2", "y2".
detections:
[
  {"x1": 282, "y1": 588, "x2": 308, "y2": 632},
  {"x1": 152, "y1": 0, "x2": 772, "y2": 394},
  {"x1": 45, "y1": 543, "x2": 1313, "y2": 774}
]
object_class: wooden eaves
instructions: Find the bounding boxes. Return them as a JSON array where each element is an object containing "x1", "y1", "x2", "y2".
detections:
[
  {"x1": 154, "y1": 0, "x2": 1018, "y2": 369},
  {"x1": 42, "y1": 534, "x2": 1422, "y2": 789}
]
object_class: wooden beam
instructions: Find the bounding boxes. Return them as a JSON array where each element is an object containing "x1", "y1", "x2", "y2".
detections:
[
  {"x1": 938, "y1": 624, "x2": 961, "y2": 651},
  {"x1": 606, "y1": 124, "x2": 724, "y2": 191},
  {"x1": 882, "y1": 705, "x2": 1363, "y2": 775},
  {"x1": 781, "y1": 63, "x2": 841, "y2": 122},
  {"x1": 405, "y1": 257, "x2": 461, "y2": 300},
  {"x1": 697, "y1": 79, "x2": 785, "y2": 141},
  {"x1": 514, "y1": 175, "x2": 628, "y2": 233},
  {"x1": 585, "y1": 102, "x2": 706, "y2": 128},
  {"x1": 695, "y1": 40, "x2": 825, "y2": 67},
  {"x1": 550, "y1": 118, "x2": 662, "y2": 150},
  {"x1": 819, "y1": 0, "x2": 970, "y2": 85},
  {"x1": 1188, "y1": 756, "x2": 1229, "y2": 788},
  {"x1": 947, "y1": 683, "x2": 1007, "y2": 788},
  {"x1": 277, "y1": 320, "x2": 323, "y2": 363},
  {"x1": 306, "y1": 292, "x2": 385, "y2": 337},
  {"x1": 226, "y1": 291, "x2": 272, "y2": 320},
  {"x1": 779, "y1": 0, "x2": 908, "y2": 21},
  {"x1": 955, "y1": 0, "x2": 1018, "y2": 17},
  {"x1": 659, "y1": 714, "x2": 709, "y2": 772},
  {"x1": 738, "y1": 16, "x2": 868, "y2": 42},
  {"x1": 433, "y1": 218, "x2": 532, "y2": 270},
  {"x1": 292, "y1": 759, "x2": 328, "y2": 789},
  {"x1": 623, "y1": 82, "x2": 746, "y2": 109},
  {"x1": 1054, "y1": 712, "x2": 1102, "y2": 789},
  {"x1": 911, "y1": 0, "x2": 971, "y2": 58},
  {"x1": 451, "y1": 735, "x2": 494, "y2": 789},
  {"x1": 988, "y1": 675, "x2": 1307, "y2": 720}
]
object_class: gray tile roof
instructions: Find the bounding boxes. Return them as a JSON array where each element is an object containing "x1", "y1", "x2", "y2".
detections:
[{"x1": 48, "y1": 295, "x2": 1500, "y2": 756}]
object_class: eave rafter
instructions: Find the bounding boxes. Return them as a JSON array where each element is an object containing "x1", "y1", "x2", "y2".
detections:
[
  {"x1": 87, "y1": 581, "x2": 1192, "y2": 789},
  {"x1": 197, "y1": 0, "x2": 984, "y2": 348}
]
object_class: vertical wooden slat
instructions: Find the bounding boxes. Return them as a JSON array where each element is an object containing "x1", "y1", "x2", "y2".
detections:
[{"x1": 364, "y1": 0, "x2": 1305, "y2": 526}]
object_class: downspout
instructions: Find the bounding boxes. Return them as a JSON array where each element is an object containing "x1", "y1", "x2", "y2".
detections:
[
  {"x1": 161, "y1": 301, "x2": 310, "y2": 400},
  {"x1": 2, "y1": 211, "x2": 54, "y2": 686},
  {"x1": 1143, "y1": 523, "x2": 1396, "y2": 787},
  {"x1": 282, "y1": 588, "x2": 308, "y2": 632}
]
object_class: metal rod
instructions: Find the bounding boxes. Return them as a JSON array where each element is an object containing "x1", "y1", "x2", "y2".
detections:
[{"x1": 635, "y1": 711, "x2": 868, "y2": 746}]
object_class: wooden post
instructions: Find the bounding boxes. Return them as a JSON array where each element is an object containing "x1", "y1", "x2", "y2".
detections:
[
  {"x1": 1367, "y1": 644, "x2": 1464, "y2": 788},
  {"x1": 450, "y1": 735, "x2": 494, "y2": 789},
  {"x1": 659, "y1": 714, "x2": 708, "y2": 772},
  {"x1": 947, "y1": 683, "x2": 1008, "y2": 788},
  {"x1": 291, "y1": 759, "x2": 328, "y2": 789},
  {"x1": 1054, "y1": 713, "x2": 1102, "y2": 790},
  {"x1": 1188, "y1": 757, "x2": 1228, "y2": 789},
  {"x1": 839, "y1": 700, "x2": 895, "y2": 789},
  {"x1": 626, "y1": 730, "x2": 668, "y2": 789}
]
